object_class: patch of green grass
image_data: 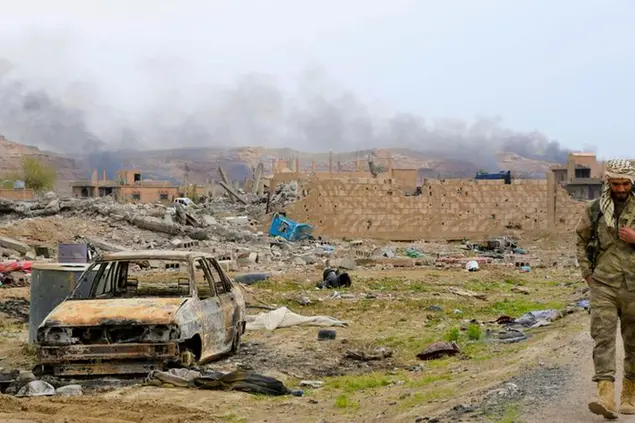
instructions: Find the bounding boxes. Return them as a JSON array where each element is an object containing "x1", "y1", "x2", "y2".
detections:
[
  {"x1": 461, "y1": 340, "x2": 494, "y2": 360},
  {"x1": 489, "y1": 402, "x2": 522, "y2": 423},
  {"x1": 405, "y1": 373, "x2": 452, "y2": 388},
  {"x1": 256, "y1": 279, "x2": 308, "y2": 292},
  {"x1": 365, "y1": 276, "x2": 433, "y2": 292},
  {"x1": 326, "y1": 372, "x2": 393, "y2": 393},
  {"x1": 397, "y1": 388, "x2": 457, "y2": 410},
  {"x1": 335, "y1": 394, "x2": 359, "y2": 409},
  {"x1": 378, "y1": 333, "x2": 439, "y2": 358},
  {"x1": 484, "y1": 298, "x2": 565, "y2": 317},
  {"x1": 410, "y1": 282, "x2": 430, "y2": 292},
  {"x1": 444, "y1": 327, "x2": 461, "y2": 342},
  {"x1": 503, "y1": 278, "x2": 526, "y2": 286},
  {"x1": 219, "y1": 413, "x2": 248, "y2": 423},
  {"x1": 467, "y1": 324, "x2": 483, "y2": 340},
  {"x1": 465, "y1": 279, "x2": 506, "y2": 292}
]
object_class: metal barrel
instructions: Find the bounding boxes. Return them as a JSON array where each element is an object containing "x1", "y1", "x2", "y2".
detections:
[{"x1": 28, "y1": 263, "x2": 97, "y2": 344}]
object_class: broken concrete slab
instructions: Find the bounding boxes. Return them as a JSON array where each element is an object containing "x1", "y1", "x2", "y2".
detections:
[
  {"x1": 84, "y1": 237, "x2": 127, "y2": 252},
  {"x1": 219, "y1": 181, "x2": 248, "y2": 205},
  {"x1": 326, "y1": 257, "x2": 357, "y2": 270},
  {"x1": 225, "y1": 216, "x2": 249, "y2": 225},
  {"x1": 203, "y1": 215, "x2": 218, "y2": 225},
  {"x1": 0, "y1": 236, "x2": 29, "y2": 254},
  {"x1": 218, "y1": 259, "x2": 238, "y2": 272}
]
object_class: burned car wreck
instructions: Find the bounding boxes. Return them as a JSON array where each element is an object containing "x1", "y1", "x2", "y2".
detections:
[{"x1": 34, "y1": 251, "x2": 246, "y2": 376}]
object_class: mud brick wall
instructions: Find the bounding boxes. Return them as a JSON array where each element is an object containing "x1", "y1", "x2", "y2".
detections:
[
  {"x1": 554, "y1": 185, "x2": 586, "y2": 227},
  {"x1": 283, "y1": 178, "x2": 587, "y2": 241}
]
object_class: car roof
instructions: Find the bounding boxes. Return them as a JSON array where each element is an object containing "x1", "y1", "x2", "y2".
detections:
[{"x1": 99, "y1": 250, "x2": 215, "y2": 262}]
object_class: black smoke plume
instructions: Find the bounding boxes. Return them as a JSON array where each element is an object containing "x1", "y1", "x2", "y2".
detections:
[{"x1": 0, "y1": 63, "x2": 573, "y2": 171}]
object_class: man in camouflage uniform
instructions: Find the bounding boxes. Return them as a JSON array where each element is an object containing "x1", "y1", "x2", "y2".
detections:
[{"x1": 576, "y1": 158, "x2": 635, "y2": 419}]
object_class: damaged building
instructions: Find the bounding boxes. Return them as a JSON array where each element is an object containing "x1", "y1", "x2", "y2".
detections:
[
  {"x1": 550, "y1": 152, "x2": 604, "y2": 200},
  {"x1": 71, "y1": 169, "x2": 179, "y2": 203}
]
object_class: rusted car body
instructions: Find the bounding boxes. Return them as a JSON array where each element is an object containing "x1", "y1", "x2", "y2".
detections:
[{"x1": 34, "y1": 250, "x2": 246, "y2": 376}]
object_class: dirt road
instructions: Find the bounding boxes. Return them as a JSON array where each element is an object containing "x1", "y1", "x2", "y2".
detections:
[{"x1": 528, "y1": 328, "x2": 635, "y2": 422}]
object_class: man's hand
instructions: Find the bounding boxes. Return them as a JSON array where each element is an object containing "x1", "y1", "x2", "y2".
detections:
[
  {"x1": 585, "y1": 275, "x2": 593, "y2": 285},
  {"x1": 619, "y1": 227, "x2": 635, "y2": 244}
]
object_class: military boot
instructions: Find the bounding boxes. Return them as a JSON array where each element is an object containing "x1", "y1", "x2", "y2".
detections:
[
  {"x1": 589, "y1": 380, "x2": 618, "y2": 419},
  {"x1": 620, "y1": 379, "x2": 635, "y2": 414}
]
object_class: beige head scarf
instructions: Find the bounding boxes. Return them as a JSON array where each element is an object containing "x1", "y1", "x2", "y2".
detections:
[{"x1": 600, "y1": 158, "x2": 635, "y2": 227}]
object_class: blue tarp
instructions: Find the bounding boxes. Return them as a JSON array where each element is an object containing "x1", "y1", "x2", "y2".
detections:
[{"x1": 269, "y1": 214, "x2": 314, "y2": 242}]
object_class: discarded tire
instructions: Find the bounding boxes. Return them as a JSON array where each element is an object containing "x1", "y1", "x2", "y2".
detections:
[{"x1": 317, "y1": 329, "x2": 336, "y2": 341}]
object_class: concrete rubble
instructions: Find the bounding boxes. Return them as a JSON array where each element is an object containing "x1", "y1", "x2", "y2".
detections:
[{"x1": 0, "y1": 185, "x2": 580, "y2": 278}]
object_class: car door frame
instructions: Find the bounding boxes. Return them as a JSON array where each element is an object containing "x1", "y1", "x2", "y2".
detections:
[
  {"x1": 204, "y1": 257, "x2": 239, "y2": 349},
  {"x1": 193, "y1": 257, "x2": 230, "y2": 361}
]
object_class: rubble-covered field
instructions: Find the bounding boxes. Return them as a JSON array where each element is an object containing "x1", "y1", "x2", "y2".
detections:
[{"x1": 0, "y1": 191, "x2": 589, "y2": 423}]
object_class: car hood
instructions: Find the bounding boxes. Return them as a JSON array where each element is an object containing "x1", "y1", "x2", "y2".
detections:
[{"x1": 42, "y1": 298, "x2": 188, "y2": 327}]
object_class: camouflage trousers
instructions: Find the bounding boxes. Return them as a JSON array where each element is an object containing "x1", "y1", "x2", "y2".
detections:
[{"x1": 590, "y1": 279, "x2": 635, "y2": 382}]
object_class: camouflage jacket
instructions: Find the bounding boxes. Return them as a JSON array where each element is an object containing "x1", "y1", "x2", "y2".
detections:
[{"x1": 576, "y1": 195, "x2": 635, "y2": 289}]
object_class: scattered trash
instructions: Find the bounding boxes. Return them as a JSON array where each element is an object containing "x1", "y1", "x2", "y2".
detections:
[
  {"x1": 447, "y1": 286, "x2": 487, "y2": 300},
  {"x1": 492, "y1": 329, "x2": 528, "y2": 343},
  {"x1": 317, "y1": 329, "x2": 337, "y2": 341},
  {"x1": 15, "y1": 380, "x2": 56, "y2": 397},
  {"x1": 146, "y1": 368, "x2": 292, "y2": 396},
  {"x1": 316, "y1": 244, "x2": 336, "y2": 254},
  {"x1": 245, "y1": 307, "x2": 348, "y2": 330},
  {"x1": 416, "y1": 341, "x2": 460, "y2": 361},
  {"x1": 406, "y1": 247, "x2": 424, "y2": 258},
  {"x1": 465, "y1": 260, "x2": 480, "y2": 272},
  {"x1": 0, "y1": 261, "x2": 32, "y2": 273},
  {"x1": 295, "y1": 294, "x2": 312, "y2": 306},
  {"x1": 316, "y1": 268, "x2": 352, "y2": 289},
  {"x1": 345, "y1": 347, "x2": 393, "y2": 361},
  {"x1": 426, "y1": 305, "x2": 443, "y2": 312},
  {"x1": 0, "y1": 371, "x2": 19, "y2": 393},
  {"x1": 56, "y1": 384, "x2": 83, "y2": 396},
  {"x1": 234, "y1": 273, "x2": 271, "y2": 285},
  {"x1": 577, "y1": 299, "x2": 590, "y2": 310},
  {"x1": 378, "y1": 247, "x2": 396, "y2": 258},
  {"x1": 299, "y1": 380, "x2": 324, "y2": 389},
  {"x1": 519, "y1": 265, "x2": 531, "y2": 273},
  {"x1": 514, "y1": 309, "x2": 560, "y2": 329}
]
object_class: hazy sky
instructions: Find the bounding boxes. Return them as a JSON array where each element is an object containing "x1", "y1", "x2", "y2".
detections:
[{"x1": 1, "y1": 0, "x2": 634, "y2": 159}]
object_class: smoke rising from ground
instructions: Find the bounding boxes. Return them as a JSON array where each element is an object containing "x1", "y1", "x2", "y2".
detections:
[{"x1": 0, "y1": 56, "x2": 572, "y2": 168}]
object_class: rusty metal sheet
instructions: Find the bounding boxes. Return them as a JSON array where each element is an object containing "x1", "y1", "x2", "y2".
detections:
[
  {"x1": 52, "y1": 361, "x2": 162, "y2": 376},
  {"x1": 58, "y1": 243, "x2": 88, "y2": 263},
  {"x1": 44, "y1": 298, "x2": 188, "y2": 327},
  {"x1": 38, "y1": 342, "x2": 178, "y2": 364}
]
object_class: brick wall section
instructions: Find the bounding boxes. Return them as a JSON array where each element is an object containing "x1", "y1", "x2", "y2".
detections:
[
  {"x1": 282, "y1": 178, "x2": 587, "y2": 241},
  {"x1": 554, "y1": 183, "x2": 586, "y2": 227},
  {"x1": 0, "y1": 189, "x2": 35, "y2": 201}
]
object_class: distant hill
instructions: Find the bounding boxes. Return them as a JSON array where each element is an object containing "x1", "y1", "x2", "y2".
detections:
[{"x1": 0, "y1": 136, "x2": 559, "y2": 189}]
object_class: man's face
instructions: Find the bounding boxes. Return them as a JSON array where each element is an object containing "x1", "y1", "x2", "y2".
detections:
[{"x1": 610, "y1": 178, "x2": 632, "y2": 201}]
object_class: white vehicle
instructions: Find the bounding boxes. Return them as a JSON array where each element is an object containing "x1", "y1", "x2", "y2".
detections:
[{"x1": 174, "y1": 197, "x2": 195, "y2": 208}]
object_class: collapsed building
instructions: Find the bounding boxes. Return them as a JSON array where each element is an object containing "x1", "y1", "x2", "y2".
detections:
[
  {"x1": 550, "y1": 152, "x2": 605, "y2": 201},
  {"x1": 70, "y1": 169, "x2": 179, "y2": 203}
]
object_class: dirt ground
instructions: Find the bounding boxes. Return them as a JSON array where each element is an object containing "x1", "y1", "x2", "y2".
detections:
[{"x1": 0, "y1": 238, "x2": 591, "y2": 423}]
